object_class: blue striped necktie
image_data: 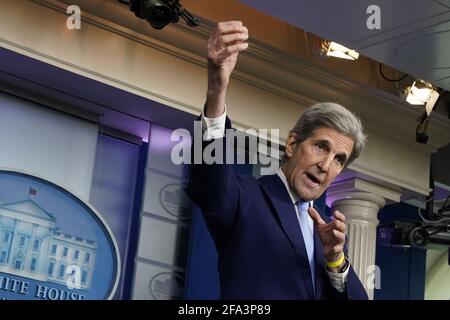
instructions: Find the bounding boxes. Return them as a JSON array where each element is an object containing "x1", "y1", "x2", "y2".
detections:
[{"x1": 296, "y1": 201, "x2": 315, "y2": 292}]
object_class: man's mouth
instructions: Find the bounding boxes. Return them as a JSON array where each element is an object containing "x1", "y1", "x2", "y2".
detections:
[{"x1": 305, "y1": 172, "x2": 321, "y2": 185}]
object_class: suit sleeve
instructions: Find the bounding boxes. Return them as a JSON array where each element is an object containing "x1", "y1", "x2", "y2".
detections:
[
  {"x1": 187, "y1": 115, "x2": 249, "y2": 247},
  {"x1": 334, "y1": 244, "x2": 369, "y2": 300},
  {"x1": 344, "y1": 265, "x2": 369, "y2": 300},
  {"x1": 323, "y1": 264, "x2": 369, "y2": 300}
]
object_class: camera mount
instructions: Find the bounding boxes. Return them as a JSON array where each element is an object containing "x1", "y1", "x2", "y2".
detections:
[{"x1": 128, "y1": 0, "x2": 199, "y2": 30}]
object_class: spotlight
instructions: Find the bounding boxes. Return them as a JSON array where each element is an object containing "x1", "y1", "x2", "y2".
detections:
[
  {"x1": 321, "y1": 40, "x2": 359, "y2": 60},
  {"x1": 405, "y1": 80, "x2": 440, "y2": 116},
  {"x1": 406, "y1": 80, "x2": 435, "y2": 104},
  {"x1": 409, "y1": 81, "x2": 443, "y2": 145},
  {"x1": 129, "y1": 0, "x2": 199, "y2": 30}
]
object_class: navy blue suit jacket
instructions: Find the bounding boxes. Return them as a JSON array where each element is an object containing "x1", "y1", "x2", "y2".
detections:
[{"x1": 188, "y1": 117, "x2": 368, "y2": 300}]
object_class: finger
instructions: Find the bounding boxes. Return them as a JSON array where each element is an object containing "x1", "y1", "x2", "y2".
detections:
[
  {"x1": 332, "y1": 245, "x2": 344, "y2": 255},
  {"x1": 220, "y1": 32, "x2": 249, "y2": 45},
  {"x1": 216, "y1": 21, "x2": 246, "y2": 35},
  {"x1": 332, "y1": 210, "x2": 346, "y2": 223},
  {"x1": 331, "y1": 220, "x2": 346, "y2": 233},
  {"x1": 332, "y1": 229, "x2": 346, "y2": 244},
  {"x1": 218, "y1": 20, "x2": 243, "y2": 28},
  {"x1": 217, "y1": 42, "x2": 249, "y2": 60},
  {"x1": 308, "y1": 207, "x2": 326, "y2": 225}
]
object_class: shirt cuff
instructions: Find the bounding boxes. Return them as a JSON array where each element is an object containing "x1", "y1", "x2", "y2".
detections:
[
  {"x1": 201, "y1": 106, "x2": 227, "y2": 140},
  {"x1": 325, "y1": 257, "x2": 350, "y2": 293}
]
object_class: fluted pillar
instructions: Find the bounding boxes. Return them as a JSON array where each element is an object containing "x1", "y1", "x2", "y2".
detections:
[{"x1": 330, "y1": 192, "x2": 385, "y2": 300}]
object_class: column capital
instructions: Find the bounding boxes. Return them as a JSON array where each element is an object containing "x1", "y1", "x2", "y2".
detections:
[
  {"x1": 327, "y1": 177, "x2": 401, "y2": 208},
  {"x1": 330, "y1": 191, "x2": 386, "y2": 210},
  {"x1": 330, "y1": 192, "x2": 385, "y2": 225}
]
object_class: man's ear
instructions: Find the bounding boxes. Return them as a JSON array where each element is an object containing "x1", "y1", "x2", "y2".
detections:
[{"x1": 285, "y1": 132, "x2": 299, "y2": 159}]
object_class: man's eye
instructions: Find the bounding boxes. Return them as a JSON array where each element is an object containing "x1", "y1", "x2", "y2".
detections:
[
  {"x1": 317, "y1": 143, "x2": 325, "y2": 150},
  {"x1": 335, "y1": 157, "x2": 345, "y2": 166}
]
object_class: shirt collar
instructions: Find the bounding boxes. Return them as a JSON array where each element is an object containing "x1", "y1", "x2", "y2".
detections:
[{"x1": 276, "y1": 168, "x2": 313, "y2": 208}]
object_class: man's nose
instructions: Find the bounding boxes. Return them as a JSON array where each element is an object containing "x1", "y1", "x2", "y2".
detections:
[{"x1": 318, "y1": 155, "x2": 333, "y2": 172}]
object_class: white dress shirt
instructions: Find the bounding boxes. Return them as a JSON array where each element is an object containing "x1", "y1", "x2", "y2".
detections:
[{"x1": 201, "y1": 109, "x2": 348, "y2": 293}]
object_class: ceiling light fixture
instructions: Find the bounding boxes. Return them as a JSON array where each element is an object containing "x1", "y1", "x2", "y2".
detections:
[
  {"x1": 405, "y1": 80, "x2": 440, "y2": 116},
  {"x1": 402, "y1": 80, "x2": 443, "y2": 144},
  {"x1": 321, "y1": 40, "x2": 360, "y2": 60}
]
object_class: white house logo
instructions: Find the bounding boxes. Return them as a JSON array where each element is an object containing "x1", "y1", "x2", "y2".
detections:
[
  {"x1": 149, "y1": 272, "x2": 184, "y2": 300},
  {"x1": 0, "y1": 170, "x2": 120, "y2": 300},
  {"x1": 159, "y1": 183, "x2": 192, "y2": 220}
]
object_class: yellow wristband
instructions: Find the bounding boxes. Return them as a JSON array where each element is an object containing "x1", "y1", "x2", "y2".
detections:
[{"x1": 326, "y1": 253, "x2": 345, "y2": 268}]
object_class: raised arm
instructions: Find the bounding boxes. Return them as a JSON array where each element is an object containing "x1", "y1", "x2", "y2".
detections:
[{"x1": 187, "y1": 21, "x2": 250, "y2": 243}]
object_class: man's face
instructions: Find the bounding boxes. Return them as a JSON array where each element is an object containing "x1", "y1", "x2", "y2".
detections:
[{"x1": 282, "y1": 127, "x2": 354, "y2": 201}]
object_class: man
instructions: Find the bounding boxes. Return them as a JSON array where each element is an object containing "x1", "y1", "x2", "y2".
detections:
[{"x1": 188, "y1": 21, "x2": 368, "y2": 300}]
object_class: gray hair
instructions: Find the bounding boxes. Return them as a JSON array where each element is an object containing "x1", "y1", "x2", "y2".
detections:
[{"x1": 281, "y1": 102, "x2": 366, "y2": 167}]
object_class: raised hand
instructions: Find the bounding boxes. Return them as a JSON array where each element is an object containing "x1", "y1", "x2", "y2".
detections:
[
  {"x1": 308, "y1": 207, "x2": 347, "y2": 271},
  {"x1": 205, "y1": 21, "x2": 249, "y2": 118}
]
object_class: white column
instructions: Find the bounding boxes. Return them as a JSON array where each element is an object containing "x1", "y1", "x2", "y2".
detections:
[
  {"x1": 330, "y1": 191, "x2": 385, "y2": 300},
  {"x1": 25, "y1": 223, "x2": 38, "y2": 270}
]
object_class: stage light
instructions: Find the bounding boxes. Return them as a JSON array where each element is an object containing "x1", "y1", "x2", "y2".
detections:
[
  {"x1": 405, "y1": 80, "x2": 441, "y2": 117},
  {"x1": 406, "y1": 80, "x2": 435, "y2": 105},
  {"x1": 321, "y1": 40, "x2": 359, "y2": 60}
]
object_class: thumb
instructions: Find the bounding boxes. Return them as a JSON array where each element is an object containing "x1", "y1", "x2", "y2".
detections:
[{"x1": 308, "y1": 207, "x2": 326, "y2": 226}]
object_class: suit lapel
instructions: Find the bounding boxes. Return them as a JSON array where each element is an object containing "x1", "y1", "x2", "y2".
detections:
[{"x1": 259, "y1": 174, "x2": 314, "y2": 299}]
